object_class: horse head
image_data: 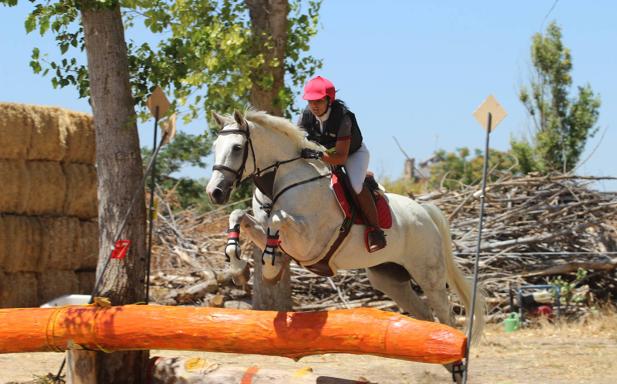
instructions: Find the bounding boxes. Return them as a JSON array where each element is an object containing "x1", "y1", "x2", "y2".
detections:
[
  {"x1": 207, "y1": 109, "x2": 316, "y2": 205},
  {"x1": 206, "y1": 111, "x2": 253, "y2": 204}
]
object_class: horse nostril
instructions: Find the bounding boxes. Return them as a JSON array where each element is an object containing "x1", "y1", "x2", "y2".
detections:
[{"x1": 212, "y1": 188, "x2": 223, "y2": 201}]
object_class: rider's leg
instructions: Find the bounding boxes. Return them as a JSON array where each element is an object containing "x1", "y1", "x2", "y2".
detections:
[
  {"x1": 346, "y1": 144, "x2": 386, "y2": 252},
  {"x1": 356, "y1": 185, "x2": 386, "y2": 252}
]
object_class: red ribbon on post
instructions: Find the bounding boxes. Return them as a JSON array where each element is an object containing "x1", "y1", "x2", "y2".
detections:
[{"x1": 111, "y1": 239, "x2": 131, "y2": 260}]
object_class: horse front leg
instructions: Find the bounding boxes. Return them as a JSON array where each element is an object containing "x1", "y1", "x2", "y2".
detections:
[
  {"x1": 259, "y1": 209, "x2": 310, "y2": 284},
  {"x1": 228, "y1": 208, "x2": 296, "y2": 286},
  {"x1": 229, "y1": 208, "x2": 309, "y2": 285},
  {"x1": 225, "y1": 209, "x2": 267, "y2": 286}
]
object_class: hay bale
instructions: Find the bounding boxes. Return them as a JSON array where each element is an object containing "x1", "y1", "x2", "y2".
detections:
[
  {"x1": 65, "y1": 111, "x2": 95, "y2": 164},
  {"x1": 27, "y1": 106, "x2": 67, "y2": 161},
  {"x1": 0, "y1": 160, "x2": 67, "y2": 215},
  {"x1": 0, "y1": 103, "x2": 67, "y2": 161},
  {"x1": 0, "y1": 215, "x2": 44, "y2": 273},
  {"x1": 73, "y1": 220, "x2": 99, "y2": 270},
  {"x1": 24, "y1": 160, "x2": 66, "y2": 215},
  {"x1": 37, "y1": 270, "x2": 79, "y2": 305},
  {"x1": 0, "y1": 103, "x2": 32, "y2": 159},
  {"x1": 0, "y1": 160, "x2": 96, "y2": 217},
  {"x1": 63, "y1": 163, "x2": 97, "y2": 219},
  {"x1": 0, "y1": 103, "x2": 95, "y2": 163},
  {"x1": 39, "y1": 217, "x2": 80, "y2": 271},
  {"x1": 0, "y1": 271, "x2": 39, "y2": 308},
  {"x1": 3, "y1": 217, "x2": 99, "y2": 273},
  {"x1": 0, "y1": 219, "x2": 6, "y2": 268},
  {"x1": 0, "y1": 160, "x2": 27, "y2": 213},
  {"x1": 76, "y1": 271, "x2": 96, "y2": 294}
]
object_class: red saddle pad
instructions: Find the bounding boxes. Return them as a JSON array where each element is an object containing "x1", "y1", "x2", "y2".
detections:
[{"x1": 331, "y1": 173, "x2": 392, "y2": 229}]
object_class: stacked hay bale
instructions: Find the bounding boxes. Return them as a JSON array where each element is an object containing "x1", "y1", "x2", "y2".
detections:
[{"x1": 0, "y1": 103, "x2": 98, "y2": 308}]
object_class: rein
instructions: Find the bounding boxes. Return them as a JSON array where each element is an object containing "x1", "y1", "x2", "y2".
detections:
[{"x1": 261, "y1": 173, "x2": 330, "y2": 215}]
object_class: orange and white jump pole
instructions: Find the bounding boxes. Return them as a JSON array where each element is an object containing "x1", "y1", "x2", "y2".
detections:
[{"x1": 0, "y1": 305, "x2": 465, "y2": 364}]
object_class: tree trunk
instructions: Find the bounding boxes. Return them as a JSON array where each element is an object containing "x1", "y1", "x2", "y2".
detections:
[
  {"x1": 246, "y1": 0, "x2": 289, "y2": 116},
  {"x1": 67, "y1": 4, "x2": 148, "y2": 383},
  {"x1": 251, "y1": 245, "x2": 292, "y2": 311},
  {"x1": 245, "y1": 0, "x2": 292, "y2": 311}
]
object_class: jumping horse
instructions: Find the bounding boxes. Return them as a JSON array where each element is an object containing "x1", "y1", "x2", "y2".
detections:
[{"x1": 205, "y1": 110, "x2": 485, "y2": 382}]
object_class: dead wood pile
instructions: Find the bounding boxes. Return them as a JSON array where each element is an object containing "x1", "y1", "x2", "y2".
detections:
[
  {"x1": 419, "y1": 174, "x2": 617, "y2": 319},
  {"x1": 150, "y1": 175, "x2": 617, "y2": 321}
]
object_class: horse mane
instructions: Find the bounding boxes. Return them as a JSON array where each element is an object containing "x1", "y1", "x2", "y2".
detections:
[{"x1": 244, "y1": 110, "x2": 323, "y2": 151}]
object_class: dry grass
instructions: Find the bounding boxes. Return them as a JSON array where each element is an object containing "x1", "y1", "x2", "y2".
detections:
[
  {"x1": 472, "y1": 307, "x2": 617, "y2": 384},
  {"x1": 510, "y1": 305, "x2": 617, "y2": 337},
  {"x1": 480, "y1": 305, "x2": 617, "y2": 340}
]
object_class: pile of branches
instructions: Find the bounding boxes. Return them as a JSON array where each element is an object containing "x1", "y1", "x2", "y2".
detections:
[
  {"x1": 423, "y1": 174, "x2": 617, "y2": 318},
  {"x1": 150, "y1": 175, "x2": 617, "y2": 320}
]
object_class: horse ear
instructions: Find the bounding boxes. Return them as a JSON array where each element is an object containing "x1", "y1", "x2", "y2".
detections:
[
  {"x1": 233, "y1": 110, "x2": 248, "y2": 131},
  {"x1": 211, "y1": 111, "x2": 226, "y2": 128}
]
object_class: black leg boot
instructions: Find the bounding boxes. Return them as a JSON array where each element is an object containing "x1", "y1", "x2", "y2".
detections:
[{"x1": 356, "y1": 186, "x2": 386, "y2": 252}]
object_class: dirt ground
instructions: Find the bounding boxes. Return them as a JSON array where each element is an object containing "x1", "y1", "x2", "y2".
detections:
[{"x1": 1, "y1": 315, "x2": 616, "y2": 384}]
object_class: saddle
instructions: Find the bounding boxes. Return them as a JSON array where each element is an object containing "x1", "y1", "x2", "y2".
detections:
[
  {"x1": 305, "y1": 167, "x2": 392, "y2": 276},
  {"x1": 331, "y1": 168, "x2": 392, "y2": 230}
]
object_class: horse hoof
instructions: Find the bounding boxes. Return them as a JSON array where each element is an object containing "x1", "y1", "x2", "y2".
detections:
[
  {"x1": 262, "y1": 259, "x2": 284, "y2": 285},
  {"x1": 231, "y1": 262, "x2": 251, "y2": 286}
]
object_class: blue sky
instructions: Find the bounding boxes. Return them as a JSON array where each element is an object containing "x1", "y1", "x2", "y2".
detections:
[{"x1": 1, "y1": 1, "x2": 615, "y2": 190}]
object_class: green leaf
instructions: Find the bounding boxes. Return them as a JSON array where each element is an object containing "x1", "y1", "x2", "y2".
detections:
[
  {"x1": 39, "y1": 14, "x2": 50, "y2": 35},
  {"x1": 29, "y1": 60, "x2": 42, "y2": 74},
  {"x1": 25, "y1": 14, "x2": 36, "y2": 33}
]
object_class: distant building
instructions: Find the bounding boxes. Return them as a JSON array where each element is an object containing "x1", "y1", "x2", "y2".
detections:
[
  {"x1": 403, "y1": 158, "x2": 415, "y2": 180},
  {"x1": 401, "y1": 154, "x2": 444, "y2": 182}
]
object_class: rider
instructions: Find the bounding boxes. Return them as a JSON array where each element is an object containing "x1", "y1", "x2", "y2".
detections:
[{"x1": 298, "y1": 76, "x2": 386, "y2": 252}]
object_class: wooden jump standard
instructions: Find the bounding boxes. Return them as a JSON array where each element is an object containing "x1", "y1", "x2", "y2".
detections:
[{"x1": 0, "y1": 305, "x2": 465, "y2": 364}]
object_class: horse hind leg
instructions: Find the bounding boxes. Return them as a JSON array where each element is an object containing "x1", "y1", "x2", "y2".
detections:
[
  {"x1": 368, "y1": 264, "x2": 462, "y2": 383},
  {"x1": 414, "y1": 276, "x2": 465, "y2": 383},
  {"x1": 422, "y1": 203, "x2": 485, "y2": 344},
  {"x1": 366, "y1": 263, "x2": 433, "y2": 321}
]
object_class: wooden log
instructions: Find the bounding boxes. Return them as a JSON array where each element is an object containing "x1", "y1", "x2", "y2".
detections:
[
  {"x1": 522, "y1": 260, "x2": 617, "y2": 277},
  {"x1": 150, "y1": 357, "x2": 371, "y2": 384},
  {"x1": 0, "y1": 305, "x2": 465, "y2": 364}
]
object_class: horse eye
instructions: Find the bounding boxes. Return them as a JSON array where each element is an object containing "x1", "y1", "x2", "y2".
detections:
[{"x1": 232, "y1": 144, "x2": 243, "y2": 152}]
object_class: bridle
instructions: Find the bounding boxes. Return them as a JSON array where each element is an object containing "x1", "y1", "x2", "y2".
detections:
[
  {"x1": 211, "y1": 127, "x2": 256, "y2": 188},
  {"x1": 211, "y1": 123, "x2": 330, "y2": 215},
  {"x1": 212, "y1": 124, "x2": 308, "y2": 189}
]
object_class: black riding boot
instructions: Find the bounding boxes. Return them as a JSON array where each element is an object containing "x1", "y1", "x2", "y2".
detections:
[{"x1": 356, "y1": 186, "x2": 386, "y2": 252}]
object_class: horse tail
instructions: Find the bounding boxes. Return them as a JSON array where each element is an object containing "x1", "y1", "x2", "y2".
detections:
[{"x1": 422, "y1": 203, "x2": 485, "y2": 345}]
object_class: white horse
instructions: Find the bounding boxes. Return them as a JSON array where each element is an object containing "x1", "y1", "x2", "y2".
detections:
[{"x1": 206, "y1": 110, "x2": 484, "y2": 381}]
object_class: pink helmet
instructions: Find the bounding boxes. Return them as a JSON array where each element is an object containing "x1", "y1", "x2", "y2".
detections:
[{"x1": 303, "y1": 76, "x2": 335, "y2": 104}]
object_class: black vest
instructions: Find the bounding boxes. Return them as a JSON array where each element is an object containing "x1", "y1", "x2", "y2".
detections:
[{"x1": 299, "y1": 101, "x2": 363, "y2": 154}]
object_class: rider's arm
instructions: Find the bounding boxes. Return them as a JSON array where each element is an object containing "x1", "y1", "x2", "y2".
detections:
[
  {"x1": 321, "y1": 115, "x2": 352, "y2": 165},
  {"x1": 322, "y1": 139, "x2": 350, "y2": 165}
]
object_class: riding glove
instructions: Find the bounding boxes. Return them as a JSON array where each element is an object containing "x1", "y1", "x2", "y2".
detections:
[{"x1": 300, "y1": 148, "x2": 323, "y2": 159}]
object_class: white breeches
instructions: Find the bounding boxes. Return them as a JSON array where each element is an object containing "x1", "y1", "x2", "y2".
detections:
[{"x1": 345, "y1": 143, "x2": 370, "y2": 194}]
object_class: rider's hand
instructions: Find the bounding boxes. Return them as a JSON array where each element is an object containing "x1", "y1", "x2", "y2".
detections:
[{"x1": 300, "y1": 148, "x2": 323, "y2": 159}]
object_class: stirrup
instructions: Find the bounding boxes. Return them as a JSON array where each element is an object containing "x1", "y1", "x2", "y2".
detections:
[{"x1": 367, "y1": 227, "x2": 386, "y2": 253}]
